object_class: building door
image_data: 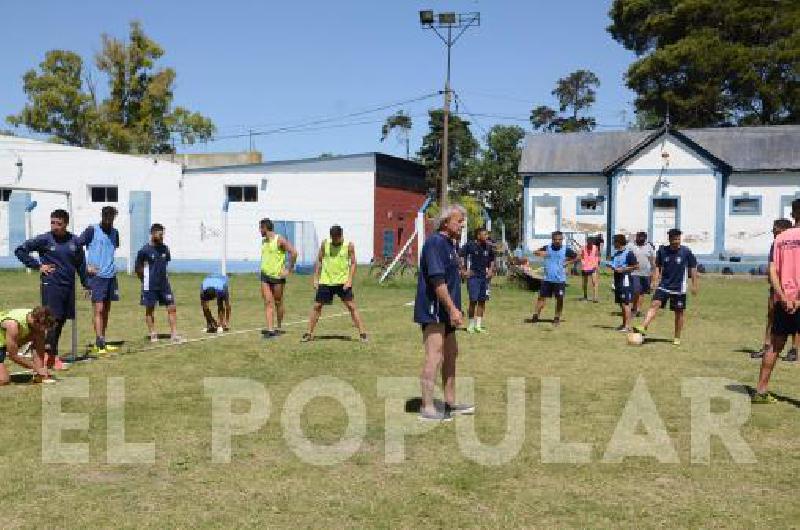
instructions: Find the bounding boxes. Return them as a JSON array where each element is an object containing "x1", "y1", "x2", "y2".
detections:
[
  {"x1": 129, "y1": 191, "x2": 152, "y2": 271},
  {"x1": 382, "y1": 229, "x2": 395, "y2": 258},
  {"x1": 651, "y1": 197, "x2": 678, "y2": 246},
  {"x1": 6, "y1": 191, "x2": 30, "y2": 256},
  {"x1": 532, "y1": 196, "x2": 560, "y2": 237}
]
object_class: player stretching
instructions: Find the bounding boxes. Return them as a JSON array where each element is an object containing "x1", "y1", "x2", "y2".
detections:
[
  {"x1": 0, "y1": 307, "x2": 55, "y2": 385},
  {"x1": 606, "y1": 234, "x2": 638, "y2": 332},
  {"x1": 633, "y1": 228, "x2": 699, "y2": 346},
  {"x1": 753, "y1": 200, "x2": 800, "y2": 403},
  {"x1": 201, "y1": 274, "x2": 231, "y2": 333},
  {"x1": 136, "y1": 224, "x2": 181, "y2": 343},
  {"x1": 15, "y1": 209, "x2": 88, "y2": 369},
  {"x1": 259, "y1": 219, "x2": 298, "y2": 339},
  {"x1": 461, "y1": 227, "x2": 495, "y2": 333},
  {"x1": 302, "y1": 225, "x2": 367, "y2": 342},
  {"x1": 78, "y1": 206, "x2": 121, "y2": 356},
  {"x1": 531, "y1": 231, "x2": 578, "y2": 326}
]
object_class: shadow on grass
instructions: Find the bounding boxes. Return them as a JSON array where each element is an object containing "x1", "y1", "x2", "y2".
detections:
[
  {"x1": 523, "y1": 317, "x2": 558, "y2": 324},
  {"x1": 726, "y1": 384, "x2": 800, "y2": 408},
  {"x1": 404, "y1": 397, "x2": 447, "y2": 413},
  {"x1": 313, "y1": 334, "x2": 353, "y2": 342},
  {"x1": 10, "y1": 372, "x2": 33, "y2": 384}
]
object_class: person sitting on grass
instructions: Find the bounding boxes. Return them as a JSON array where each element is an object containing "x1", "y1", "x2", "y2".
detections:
[
  {"x1": 531, "y1": 231, "x2": 578, "y2": 326},
  {"x1": 605, "y1": 234, "x2": 638, "y2": 332},
  {"x1": 460, "y1": 227, "x2": 495, "y2": 333},
  {"x1": 0, "y1": 306, "x2": 55, "y2": 385},
  {"x1": 633, "y1": 228, "x2": 699, "y2": 346},
  {"x1": 200, "y1": 274, "x2": 231, "y2": 334},
  {"x1": 753, "y1": 199, "x2": 800, "y2": 404},
  {"x1": 752, "y1": 218, "x2": 798, "y2": 361},
  {"x1": 302, "y1": 225, "x2": 368, "y2": 343}
]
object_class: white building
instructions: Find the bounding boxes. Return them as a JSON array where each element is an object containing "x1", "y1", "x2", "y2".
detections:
[
  {"x1": 519, "y1": 125, "x2": 800, "y2": 265},
  {"x1": 0, "y1": 135, "x2": 427, "y2": 273}
]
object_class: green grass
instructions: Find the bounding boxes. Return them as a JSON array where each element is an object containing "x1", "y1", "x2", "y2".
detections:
[{"x1": 1, "y1": 269, "x2": 799, "y2": 529}]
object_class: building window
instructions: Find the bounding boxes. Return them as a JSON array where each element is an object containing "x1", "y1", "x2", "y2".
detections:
[
  {"x1": 576, "y1": 195, "x2": 605, "y2": 215},
  {"x1": 730, "y1": 195, "x2": 761, "y2": 215},
  {"x1": 227, "y1": 185, "x2": 258, "y2": 202},
  {"x1": 90, "y1": 186, "x2": 118, "y2": 202},
  {"x1": 0, "y1": 188, "x2": 12, "y2": 201}
]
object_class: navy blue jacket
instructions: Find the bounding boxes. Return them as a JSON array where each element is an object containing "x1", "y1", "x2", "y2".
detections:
[{"x1": 15, "y1": 231, "x2": 88, "y2": 288}]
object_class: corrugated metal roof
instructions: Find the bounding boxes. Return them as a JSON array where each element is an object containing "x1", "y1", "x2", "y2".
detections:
[{"x1": 519, "y1": 125, "x2": 800, "y2": 174}]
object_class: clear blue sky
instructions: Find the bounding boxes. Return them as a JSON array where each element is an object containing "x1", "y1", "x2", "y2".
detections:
[{"x1": 1, "y1": 0, "x2": 636, "y2": 160}]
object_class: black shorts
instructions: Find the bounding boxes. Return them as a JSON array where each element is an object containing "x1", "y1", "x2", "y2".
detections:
[
  {"x1": 581, "y1": 269, "x2": 596, "y2": 276},
  {"x1": 772, "y1": 304, "x2": 800, "y2": 336},
  {"x1": 420, "y1": 322, "x2": 457, "y2": 335},
  {"x1": 539, "y1": 281, "x2": 566, "y2": 298},
  {"x1": 260, "y1": 273, "x2": 286, "y2": 285},
  {"x1": 653, "y1": 289, "x2": 687, "y2": 311},
  {"x1": 41, "y1": 282, "x2": 75, "y2": 320},
  {"x1": 315, "y1": 284, "x2": 354, "y2": 304}
]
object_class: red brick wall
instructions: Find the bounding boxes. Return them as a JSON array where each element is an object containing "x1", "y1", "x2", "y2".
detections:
[{"x1": 373, "y1": 186, "x2": 427, "y2": 261}]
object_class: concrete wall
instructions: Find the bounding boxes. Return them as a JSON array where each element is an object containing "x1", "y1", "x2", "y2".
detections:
[
  {"x1": 523, "y1": 175, "x2": 608, "y2": 251},
  {"x1": 137, "y1": 151, "x2": 263, "y2": 169},
  {"x1": 724, "y1": 172, "x2": 800, "y2": 256}
]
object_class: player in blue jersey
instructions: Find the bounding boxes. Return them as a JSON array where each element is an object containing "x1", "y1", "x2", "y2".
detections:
[
  {"x1": 200, "y1": 273, "x2": 231, "y2": 333},
  {"x1": 531, "y1": 231, "x2": 578, "y2": 326},
  {"x1": 460, "y1": 227, "x2": 495, "y2": 333},
  {"x1": 135, "y1": 223, "x2": 182, "y2": 343},
  {"x1": 414, "y1": 204, "x2": 473, "y2": 422},
  {"x1": 15, "y1": 209, "x2": 88, "y2": 369},
  {"x1": 634, "y1": 229, "x2": 699, "y2": 346},
  {"x1": 605, "y1": 234, "x2": 638, "y2": 332},
  {"x1": 78, "y1": 206, "x2": 121, "y2": 355}
]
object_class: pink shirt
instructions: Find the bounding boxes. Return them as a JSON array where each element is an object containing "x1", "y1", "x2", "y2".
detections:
[
  {"x1": 772, "y1": 226, "x2": 800, "y2": 302},
  {"x1": 580, "y1": 246, "x2": 600, "y2": 271}
]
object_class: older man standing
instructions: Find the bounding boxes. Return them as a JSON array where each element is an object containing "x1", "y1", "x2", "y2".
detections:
[{"x1": 415, "y1": 204, "x2": 474, "y2": 422}]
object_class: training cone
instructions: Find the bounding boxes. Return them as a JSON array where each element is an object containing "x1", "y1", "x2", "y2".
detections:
[{"x1": 627, "y1": 332, "x2": 645, "y2": 346}]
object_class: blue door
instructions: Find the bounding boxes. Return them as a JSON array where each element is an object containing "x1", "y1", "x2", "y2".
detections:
[
  {"x1": 382, "y1": 229, "x2": 395, "y2": 258},
  {"x1": 8, "y1": 191, "x2": 31, "y2": 253},
  {"x1": 129, "y1": 191, "x2": 151, "y2": 269}
]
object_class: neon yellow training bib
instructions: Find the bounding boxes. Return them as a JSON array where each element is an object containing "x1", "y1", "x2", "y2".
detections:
[
  {"x1": 320, "y1": 239, "x2": 350, "y2": 286},
  {"x1": 0, "y1": 309, "x2": 32, "y2": 349},
  {"x1": 261, "y1": 236, "x2": 286, "y2": 277}
]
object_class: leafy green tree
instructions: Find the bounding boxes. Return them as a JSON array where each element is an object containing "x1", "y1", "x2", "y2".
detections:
[
  {"x1": 7, "y1": 50, "x2": 99, "y2": 146},
  {"x1": 417, "y1": 109, "x2": 479, "y2": 193},
  {"x1": 380, "y1": 111, "x2": 412, "y2": 158},
  {"x1": 608, "y1": 0, "x2": 800, "y2": 127},
  {"x1": 8, "y1": 21, "x2": 215, "y2": 153},
  {"x1": 529, "y1": 70, "x2": 600, "y2": 133}
]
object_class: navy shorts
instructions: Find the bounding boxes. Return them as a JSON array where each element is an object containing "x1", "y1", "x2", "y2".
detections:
[
  {"x1": 539, "y1": 281, "x2": 566, "y2": 298},
  {"x1": 653, "y1": 289, "x2": 687, "y2": 311},
  {"x1": 41, "y1": 282, "x2": 75, "y2": 320},
  {"x1": 260, "y1": 273, "x2": 286, "y2": 285},
  {"x1": 315, "y1": 284, "x2": 353, "y2": 304},
  {"x1": 615, "y1": 287, "x2": 634, "y2": 304},
  {"x1": 89, "y1": 276, "x2": 120, "y2": 303},
  {"x1": 632, "y1": 276, "x2": 651, "y2": 295},
  {"x1": 772, "y1": 304, "x2": 800, "y2": 336},
  {"x1": 200, "y1": 288, "x2": 228, "y2": 302},
  {"x1": 467, "y1": 276, "x2": 490, "y2": 302},
  {"x1": 141, "y1": 287, "x2": 175, "y2": 307}
]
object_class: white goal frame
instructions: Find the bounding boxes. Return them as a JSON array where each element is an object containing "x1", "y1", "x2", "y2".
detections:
[{"x1": 6, "y1": 186, "x2": 78, "y2": 359}]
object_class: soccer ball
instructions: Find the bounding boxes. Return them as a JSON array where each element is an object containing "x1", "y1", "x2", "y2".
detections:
[{"x1": 627, "y1": 332, "x2": 645, "y2": 346}]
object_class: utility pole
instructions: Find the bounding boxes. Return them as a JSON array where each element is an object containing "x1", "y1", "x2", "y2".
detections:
[{"x1": 419, "y1": 10, "x2": 480, "y2": 208}]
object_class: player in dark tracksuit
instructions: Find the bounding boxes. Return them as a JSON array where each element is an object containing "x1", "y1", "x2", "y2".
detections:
[
  {"x1": 459, "y1": 227, "x2": 495, "y2": 333},
  {"x1": 15, "y1": 209, "x2": 88, "y2": 367}
]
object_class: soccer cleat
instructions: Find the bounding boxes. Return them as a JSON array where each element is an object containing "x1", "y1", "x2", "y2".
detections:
[
  {"x1": 751, "y1": 392, "x2": 777, "y2": 404},
  {"x1": 359, "y1": 333, "x2": 369, "y2": 343},
  {"x1": 91, "y1": 345, "x2": 110, "y2": 357},
  {"x1": 32, "y1": 374, "x2": 57, "y2": 384},
  {"x1": 205, "y1": 326, "x2": 218, "y2": 334},
  {"x1": 530, "y1": 314, "x2": 539, "y2": 324},
  {"x1": 149, "y1": 334, "x2": 159, "y2": 344},
  {"x1": 632, "y1": 325, "x2": 647, "y2": 336},
  {"x1": 786, "y1": 348, "x2": 798, "y2": 362},
  {"x1": 673, "y1": 338, "x2": 682, "y2": 346},
  {"x1": 751, "y1": 346, "x2": 768, "y2": 359},
  {"x1": 104, "y1": 344, "x2": 119, "y2": 353},
  {"x1": 300, "y1": 333, "x2": 314, "y2": 343},
  {"x1": 170, "y1": 335, "x2": 185, "y2": 344},
  {"x1": 446, "y1": 403, "x2": 476, "y2": 415},
  {"x1": 418, "y1": 409, "x2": 453, "y2": 422},
  {"x1": 615, "y1": 325, "x2": 630, "y2": 333},
  {"x1": 552, "y1": 317, "x2": 561, "y2": 327},
  {"x1": 475, "y1": 326, "x2": 487, "y2": 334},
  {"x1": 263, "y1": 331, "x2": 279, "y2": 340}
]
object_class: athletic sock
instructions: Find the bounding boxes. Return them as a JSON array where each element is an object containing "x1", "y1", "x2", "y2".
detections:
[
  {"x1": 469, "y1": 318, "x2": 476, "y2": 328},
  {"x1": 476, "y1": 317, "x2": 482, "y2": 328}
]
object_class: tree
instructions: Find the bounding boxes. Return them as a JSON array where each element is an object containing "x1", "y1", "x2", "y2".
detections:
[
  {"x1": 417, "y1": 109, "x2": 479, "y2": 194},
  {"x1": 380, "y1": 111, "x2": 412, "y2": 159},
  {"x1": 7, "y1": 21, "x2": 215, "y2": 153},
  {"x1": 608, "y1": 0, "x2": 800, "y2": 127},
  {"x1": 7, "y1": 50, "x2": 99, "y2": 146},
  {"x1": 529, "y1": 70, "x2": 600, "y2": 133}
]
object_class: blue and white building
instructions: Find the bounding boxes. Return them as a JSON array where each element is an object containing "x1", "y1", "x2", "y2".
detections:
[{"x1": 519, "y1": 125, "x2": 800, "y2": 263}]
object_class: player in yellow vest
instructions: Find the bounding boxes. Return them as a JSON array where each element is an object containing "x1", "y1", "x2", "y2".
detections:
[
  {"x1": 302, "y1": 225, "x2": 368, "y2": 342},
  {"x1": 0, "y1": 306, "x2": 55, "y2": 385},
  {"x1": 260, "y1": 218, "x2": 298, "y2": 339}
]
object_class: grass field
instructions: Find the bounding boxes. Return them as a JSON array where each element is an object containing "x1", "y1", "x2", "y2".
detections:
[{"x1": 1, "y1": 268, "x2": 799, "y2": 529}]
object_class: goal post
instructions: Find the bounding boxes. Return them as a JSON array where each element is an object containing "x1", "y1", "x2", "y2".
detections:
[{"x1": 6, "y1": 186, "x2": 78, "y2": 359}]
